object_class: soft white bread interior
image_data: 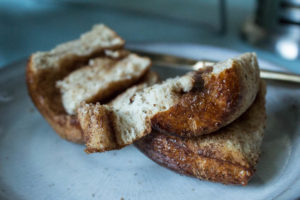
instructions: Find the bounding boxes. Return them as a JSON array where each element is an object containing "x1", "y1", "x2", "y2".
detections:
[
  {"x1": 56, "y1": 52, "x2": 151, "y2": 114},
  {"x1": 78, "y1": 53, "x2": 260, "y2": 153},
  {"x1": 78, "y1": 71, "x2": 160, "y2": 152},
  {"x1": 30, "y1": 24, "x2": 125, "y2": 73}
]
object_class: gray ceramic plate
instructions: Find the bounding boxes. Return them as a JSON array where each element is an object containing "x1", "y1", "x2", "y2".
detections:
[{"x1": 0, "y1": 44, "x2": 299, "y2": 200}]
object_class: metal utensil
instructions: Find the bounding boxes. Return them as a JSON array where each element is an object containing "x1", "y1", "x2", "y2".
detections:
[{"x1": 130, "y1": 49, "x2": 300, "y2": 84}]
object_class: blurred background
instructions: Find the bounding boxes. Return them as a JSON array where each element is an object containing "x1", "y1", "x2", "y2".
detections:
[{"x1": 0, "y1": 0, "x2": 299, "y2": 72}]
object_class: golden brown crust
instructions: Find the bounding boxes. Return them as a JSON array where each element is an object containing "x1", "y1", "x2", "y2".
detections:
[
  {"x1": 136, "y1": 82, "x2": 266, "y2": 185},
  {"x1": 26, "y1": 56, "x2": 85, "y2": 143},
  {"x1": 136, "y1": 133, "x2": 253, "y2": 185},
  {"x1": 77, "y1": 103, "x2": 122, "y2": 153},
  {"x1": 152, "y1": 60, "x2": 259, "y2": 137}
]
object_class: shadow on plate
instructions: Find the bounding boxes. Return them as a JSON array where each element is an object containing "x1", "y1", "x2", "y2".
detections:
[{"x1": 249, "y1": 91, "x2": 299, "y2": 186}]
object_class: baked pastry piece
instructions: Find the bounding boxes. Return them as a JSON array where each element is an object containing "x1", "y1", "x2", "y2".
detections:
[
  {"x1": 78, "y1": 53, "x2": 260, "y2": 153},
  {"x1": 26, "y1": 24, "x2": 152, "y2": 143},
  {"x1": 136, "y1": 82, "x2": 266, "y2": 185}
]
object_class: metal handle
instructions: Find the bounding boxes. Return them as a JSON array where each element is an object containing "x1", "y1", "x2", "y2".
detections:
[
  {"x1": 130, "y1": 49, "x2": 300, "y2": 84},
  {"x1": 259, "y1": 69, "x2": 300, "y2": 83}
]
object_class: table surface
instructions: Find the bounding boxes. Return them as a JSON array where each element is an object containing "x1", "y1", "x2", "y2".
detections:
[{"x1": 0, "y1": 0, "x2": 299, "y2": 73}]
